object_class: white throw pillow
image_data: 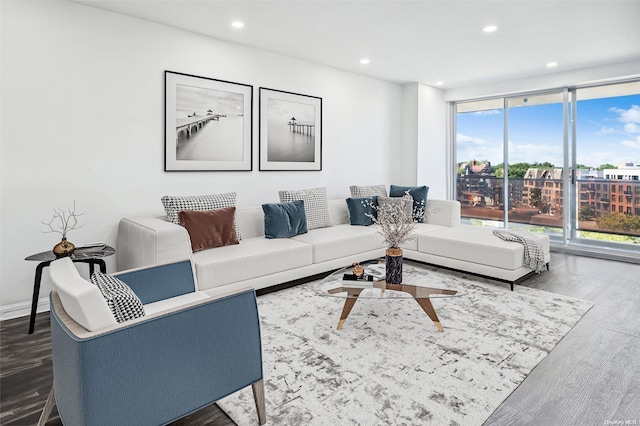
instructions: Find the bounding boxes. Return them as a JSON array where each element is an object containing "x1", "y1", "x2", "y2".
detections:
[
  {"x1": 279, "y1": 187, "x2": 332, "y2": 230},
  {"x1": 350, "y1": 184, "x2": 387, "y2": 198}
]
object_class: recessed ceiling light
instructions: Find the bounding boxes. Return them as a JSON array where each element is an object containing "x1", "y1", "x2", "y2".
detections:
[
  {"x1": 435, "y1": 81, "x2": 444, "y2": 86},
  {"x1": 231, "y1": 21, "x2": 244, "y2": 29},
  {"x1": 546, "y1": 61, "x2": 558, "y2": 68},
  {"x1": 360, "y1": 59, "x2": 370, "y2": 65},
  {"x1": 482, "y1": 25, "x2": 498, "y2": 33}
]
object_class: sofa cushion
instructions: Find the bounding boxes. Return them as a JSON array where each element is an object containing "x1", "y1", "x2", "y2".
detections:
[
  {"x1": 291, "y1": 224, "x2": 384, "y2": 263},
  {"x1": 346, "y1": 197, "x2": 377, "y2": 226},
  {"x1": 279, "y1": 187, "x2": 332, "y2": 230},
  {"x1": 401, "y1": 223, "x2": 449, "y2": 250},
  {"x1": 418, "y1": 225, "x2": 549, "y2": 270},
  {"x1": 262, "y1": 200, "x2": 308, "y2": 238},
  {"x1": 349, "y1": 184, "x2": 387, "y2": 198},
  {"x1": 161, "y1": 192, "x2": 241, "y2": 239},
  {"x1": 192, "y1": 237, "x2": 313, "y2": 289},
  {"x1": 179, "y1": 207, "x2": 239, "y2": 251},
  {"x1": 390, "y1": 185, "x2": 429, "y2": 222},
  {"x1": 91, "y1": 272, "x2": 146, "y2": 323}
]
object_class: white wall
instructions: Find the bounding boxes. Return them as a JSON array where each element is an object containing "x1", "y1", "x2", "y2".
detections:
[
  {"x1": 399, "y1": 83, "x2": 448, "y2": 199},
  {"x1": 398, "y1": 84, "x2": 419, "y2": 185},
  {"x1": 0, "y1": 1, "x2": 403, "y2": 317}
]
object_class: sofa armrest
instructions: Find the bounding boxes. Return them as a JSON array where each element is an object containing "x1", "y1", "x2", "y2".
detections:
[
  {"x1": 425, "y1": 199, "x2": 461, "y2": 227},
  {"x1": 117, "y1": 217, "x2": 193, "y2": 271},
  {"x1": 50, "y1": 288, "x2": 262, "y2": 426}
]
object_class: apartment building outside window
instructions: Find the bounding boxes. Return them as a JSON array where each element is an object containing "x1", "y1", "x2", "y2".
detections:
[{"x1": 453, "y1": 80, "x2": 640, "y2": 253}]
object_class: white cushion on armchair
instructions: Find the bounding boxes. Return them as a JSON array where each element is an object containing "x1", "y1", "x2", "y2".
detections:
[{"x1": 49, "y1": 257, "x2": 117, "y2": 332}]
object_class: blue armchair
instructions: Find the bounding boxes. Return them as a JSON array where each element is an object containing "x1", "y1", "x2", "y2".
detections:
[{"x1": 38, "y1": 258, "x2": 266, "y2": 425}]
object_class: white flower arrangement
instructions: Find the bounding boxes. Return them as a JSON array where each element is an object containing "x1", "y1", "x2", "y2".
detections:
[{"x1": 365, "y1": 193, "x2": 425, "y2": 248}]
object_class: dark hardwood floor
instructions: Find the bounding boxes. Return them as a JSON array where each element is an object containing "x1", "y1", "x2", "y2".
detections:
[{"x1": 1, "y1": 253, "x2": 638, "y2": 425}]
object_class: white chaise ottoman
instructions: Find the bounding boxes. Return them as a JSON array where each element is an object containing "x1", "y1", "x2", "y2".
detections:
[{"x1": 415, "y1": 225, "x2": 550, "y2": 289}]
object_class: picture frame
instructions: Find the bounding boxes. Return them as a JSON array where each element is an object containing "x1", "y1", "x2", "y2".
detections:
[
  {"x1": 259, "y1": 88, "x2": 322, "y2": 171},
  {"x1": 164, "y1": 71, "x2": 253, "y2": 171}
]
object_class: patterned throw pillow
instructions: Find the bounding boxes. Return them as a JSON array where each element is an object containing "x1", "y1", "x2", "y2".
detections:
[
  {"x1": 349, "y1": 184, "x2": 387, "y2": 198},
  {"x1": 91, "y1": 272, "x2": 145, "y2": 323},
  {"x1": 279, "y1": 187, "x2": 332, "y2": 230},
  {"x1": 161, "y1": 192, "x2": 241, "y2": 239}
]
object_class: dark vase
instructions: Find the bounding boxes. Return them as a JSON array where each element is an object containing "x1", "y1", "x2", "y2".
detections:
[
  {"x1": 385, "y1": 247, "x2": 403, "y2": 284},
  {"x1": 53, "y1": 237, "x2": 75, "y2": 258}
]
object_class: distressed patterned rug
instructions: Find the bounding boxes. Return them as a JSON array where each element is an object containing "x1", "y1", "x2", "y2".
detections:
[{"x1": 218, "y1": 262, "x2": 592, "y2": 425}]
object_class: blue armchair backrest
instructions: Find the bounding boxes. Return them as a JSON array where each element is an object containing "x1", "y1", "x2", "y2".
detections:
[{"x1": 115, "y1": 260, "x2": 196, "y2": 304}]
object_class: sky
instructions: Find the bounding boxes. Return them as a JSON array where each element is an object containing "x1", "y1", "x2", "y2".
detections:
[
  {"x1": 456, "y1": 93, "x2": 640, "y2": 168},
  {"x1": 176, "y1": 84, "x2": 244, "y2": 118},
  {"x1": 267, "y1": 99, "x2": 315, "y2": 125}
]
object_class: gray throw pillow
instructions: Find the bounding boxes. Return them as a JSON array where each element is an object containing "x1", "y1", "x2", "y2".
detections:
[{"x1": 378, "y1": 195, "x2": 414, "y2": 223}]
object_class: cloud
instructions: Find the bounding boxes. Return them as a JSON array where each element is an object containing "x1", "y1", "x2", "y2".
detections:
[
  {"x1": 471, "y1": 109, "x2": 501, "y2": 116},
  {"x1": 624, "y1": 123, "x2": 639, "y2": 134},
  {"x1": 508, "y1": 142, "x2": 563, "y2": 166},
  {"x1": 456, "y1": 133, "x2": 488, "y2": 145},
  {"x1": 456, "y1": 133, "x2": 502, "y2": 163},
  {"x1": 609, "y1": 105, "x2": 640, "y2": 134},
  {"x1": 596, "y1": 126, "x2": 616, "y2": 135},
  {"x1": 621, "y1": 135, "x2": 640, "y2": 149}
]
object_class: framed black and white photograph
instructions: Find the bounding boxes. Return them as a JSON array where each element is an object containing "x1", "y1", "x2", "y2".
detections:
[
  {"x1": 165, "y1": 71, "x2": 252, "y2": 171},
  {"x1": 259, "y1": 88, "x2": 322, "y2": 171}
]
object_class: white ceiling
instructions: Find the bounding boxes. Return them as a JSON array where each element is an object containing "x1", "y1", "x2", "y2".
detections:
[{"x1": 72, "y1": 0, "x2": 640, "y2": 89}]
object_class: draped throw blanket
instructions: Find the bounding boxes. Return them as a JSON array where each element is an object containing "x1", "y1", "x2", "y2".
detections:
[{"x1": 493, "y1": 230, "x2": 547, "y2": 273}]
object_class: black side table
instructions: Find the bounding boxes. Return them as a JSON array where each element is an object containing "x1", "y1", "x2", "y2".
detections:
[{"x1": 25, "y1": 245, "x2": 115, "y2": 334}]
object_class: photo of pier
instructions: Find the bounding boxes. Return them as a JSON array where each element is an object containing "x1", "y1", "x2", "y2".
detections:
[
  {"x1": 165, "y1": 71, "x2": 252, "y2": 171},
  {"x1": 266, "y1": 98, "x2": 316, "y2": 162},
  {"x1": 259, "y1": 88, "x2": 322, "y2": 171},
  {"x1": 175, "y1": 84, "x2": 244, "y2": 161}
]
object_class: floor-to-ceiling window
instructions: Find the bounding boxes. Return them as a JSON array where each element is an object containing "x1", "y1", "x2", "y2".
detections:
[
  {"x1": 453, "y1": 80, "x2": 640, "y2": 254},
  {"x1": 455, "y1": 98, "x2": 504, "y2": 226},
  {"x1": 574, "y1": 81, "x2": 640, "y2": 246}
]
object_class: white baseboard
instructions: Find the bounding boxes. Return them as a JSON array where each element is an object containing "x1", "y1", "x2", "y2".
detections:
[{"x1": 0, "y1": 297, "x2": 50, "y2": 321}]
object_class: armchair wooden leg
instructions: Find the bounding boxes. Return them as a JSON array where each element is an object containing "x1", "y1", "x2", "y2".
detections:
[
  {"x1": 251, "y1": 379, "x2": 267, "y2": 425},
  {"x1": 37, "y1": 386, "x2": 55, "y2": 426}
]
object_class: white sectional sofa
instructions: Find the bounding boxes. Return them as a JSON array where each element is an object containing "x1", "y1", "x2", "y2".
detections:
[{"x1": 117, "y1": 198, "x2": 550, "y2": 294}]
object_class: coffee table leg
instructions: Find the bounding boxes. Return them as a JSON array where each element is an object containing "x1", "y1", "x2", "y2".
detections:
[
  {"x1": 415, "y1": 298, "x2": 445, "y2": 332},
  {"x1": 337, "y1": 289, "x2": 363, "y2": 330}
]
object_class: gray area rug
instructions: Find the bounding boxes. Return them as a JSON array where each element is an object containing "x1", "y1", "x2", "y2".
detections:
[{"x1": 218, "y1": 262, "x2": 592, "y2": 425}]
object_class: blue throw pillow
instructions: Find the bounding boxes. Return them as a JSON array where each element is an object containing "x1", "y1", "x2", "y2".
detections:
[
  {"x1": 262, "y1": 200, "x2": 308, "y2": 239},
  {"x1": 346, "y1": 197, "x2": 378, "y2": 226},
  {"x1": 389, "y1": 185, "x2": 429, "y2": 222}
]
